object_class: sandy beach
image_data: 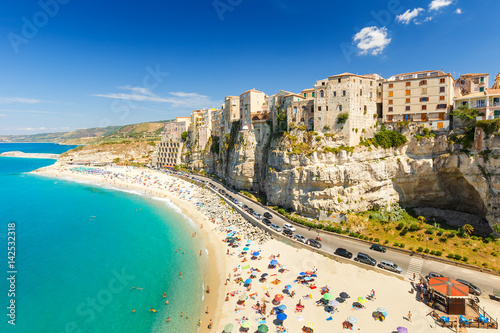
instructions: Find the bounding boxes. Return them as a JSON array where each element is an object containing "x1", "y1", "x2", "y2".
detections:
[
  {"x1": 1, "y1": 151, "x2": 60, "y2": 159},
  {"x1": 34, "y1": 163, "x2": 500, "y2": 333}
]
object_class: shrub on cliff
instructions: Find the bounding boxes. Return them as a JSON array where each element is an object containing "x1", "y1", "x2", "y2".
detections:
[
  {"x1": 373, "y1": 129, "x2": 407, "y2": 149},
  {"x1": 476, "y1": 118, "x2": 500, "y2": 136}
]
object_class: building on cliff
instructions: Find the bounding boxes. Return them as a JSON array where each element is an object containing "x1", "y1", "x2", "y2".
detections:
[
  {"x1": 189, "y1": 109, "x2": 215, "y2": 151},
  {"x1": 454, "y1": 89, "x2": 500, "y2": 120},
  {"x1": 314, "y1": 73, "x2": 382, "y2": 146},
  {"x1": 221, "y1": 96, "x2": 240, "y2": 136},
  {"x1": 240, "y1": 89, "x2": 267, "y2": 131},
  {"x1": 163, "y1": 117, "x2": 191, "y2": 141},
  {"x1": 454, "y1": 73, "x2": 489, "y2": 96},
  {"x1": 382, "y1": 70, "x2": 454, "y2": 130},
  {"x1": 268, "y1": 90, "x2": 294, "y2": 131},
  {"x1": 152, "y1": 135, "x2": 183, "y2": 168},
  {"x1": 288, "y1": 89, "x2": 315, "y2": 131}
]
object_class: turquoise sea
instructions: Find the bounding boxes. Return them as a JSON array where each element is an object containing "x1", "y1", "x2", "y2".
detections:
[{"x1": 0, "y1": 143, "x2": 204, "y2": 333}]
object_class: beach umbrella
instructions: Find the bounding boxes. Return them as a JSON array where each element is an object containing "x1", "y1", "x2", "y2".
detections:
[
  {"x1": 274, "y1": 294, "x2": 284, "y2": 301},
  {"x1": 261, "y1": 273, "x2": 268, "y2": 278},
  {"x1": 323, "y1": 293, "x2": 334, "y2": 300},
  {"x1": 270, "y1": 260, "x2": 278, "y2": 266},
  {"x1": 252, "y1": 251, "x2": 260, "y2": 256},
  {"x1": 347, "y1": 316, "x2": 357, "y2": 324},
  {"x1": 397, "y1": 327, "x2": 408, "y2": 333},
  {"x1": 376, "y1": 307, "x2": 386, "y2": 313},
  {"x1": 299, "y1": 272, "x2": 306, "y2": 276},
  {"x1": 278, "y1": 304, "x2": 287, "y2": 310},
  {"x1": 223, "y1": 323, "x2": 234, "y2": 332},
  {"x1": 241, "y1": 321, "x2": 251, "y2": 328},
  {"x1": 328, "y1": 300, "x2": 340, "y2": 307},
  {"x1": 244, "y1": 279, "x2": 252, "y2": 284},
  {"x1": 304, "y1": 276, "x2": 312, "y2": 281},
  {"x1": 243, "y1": 247, "x2": 249, "y2": 251},
  {"x1": 357, "y1": 297, "x2": 367, "y2": 304},
  {"x1": 305, "y1": 271, "x2": 313, "y2": 275},
  {"x1": 239, "y1": 293, "x2": 248, "y2": 301},
  {"x1": 277, "y1": 313, "x2": 287, "y2": 321},
  {"x1": 307, "y1": 322, "x2": 316, "y2": 329},
  {"x1": 257, "y1": 324, "x2": 269, "y2": 332},
  {"x1": 340, "y1": 292, "x2": 349, "y2": 298},
  {"x1": 284, "y1": 284, "x2": 292, "y2": 290}
]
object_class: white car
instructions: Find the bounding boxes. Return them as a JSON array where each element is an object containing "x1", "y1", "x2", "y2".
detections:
[
  {"x1": 283, "y1": 223, "x2": 296, "y2": 232},
  {"x1": 293, "y1": 234, "x2": 306, "y2": 243},
  {"x1": 270, "y1": 224, "x2": 282, "y2": 232}
]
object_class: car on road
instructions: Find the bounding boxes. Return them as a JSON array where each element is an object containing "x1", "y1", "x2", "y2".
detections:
[
  {"x1": 426, "y1": 272, "x2": 444, "y2": 282},
  {"x1": 370, "y1": 244, "x2": 386, "y2": 253},
  {"x1": 270, "y1": 224, "x2": 282, "y2": 232},
  {"x1": 234, "y1": 199, "x2": 238, "y2": 204},
  {"x1": 379, "y1": 260, "x2": 403, "y2": 274},
  {"x1": 282, "y1": 229, "x2": 293, "y2": 237},
  {"x1": 334, "y1": 248, "x2": 353, "y2": 259},
  {"x1": 252, "y1": 211, "x2": 261, "y2": 219},
  {"x1": 283, "y1": 223, "x2": 296, "y2": 232},
  {"x1": 293, "y1": 234, "x2": 306, "y2": 243},
  {"x1": 263, "y1": 212, "x2": 273, "y2": 219},
  {"x1": 306, "y1": 239, "x2": 322, "y2": 249},
  {"x1": 456, "y1": 279, "x2": 482, "y2": 296},
  {"x1": 354, "y1": 252, "x2": 377, "y2": 266},
  {"x1": 262, "y1": 218, "x2": 272, "y2": 226}
]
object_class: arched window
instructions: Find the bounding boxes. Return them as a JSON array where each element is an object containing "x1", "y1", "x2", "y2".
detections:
[{"x1": 320, "y1": 90, "x2": 324, "y2": 98}]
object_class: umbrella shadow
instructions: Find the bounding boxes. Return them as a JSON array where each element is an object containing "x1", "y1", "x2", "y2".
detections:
[{"x1": 335, "y1": 297, "x2": 345, "y2": 303}]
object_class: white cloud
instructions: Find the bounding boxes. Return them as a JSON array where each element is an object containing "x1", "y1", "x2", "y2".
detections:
[
  {"x1": 353, "y1": 26, "x2": 391, "y2": 55},
  {"x1": 0, "y1": 97, "x2": 42, "y2": 104},
  {"x1": 396, "y1": 8, "x2": 425, "y2": 24},
  {"x1": 455, "y1": 8, "x2": 462, "y2": 14},
  {"x1": 0, "y1": 114, "x2": 6, "y2": 117},
  {"x1": 93, "y1": 86, "x2": 221, "y2": 109},
  {"x1": 16, "y1": 127, "x2": 47, "y2": 131},
  {"x1": 429, "y1": 0, "x2": 453, "y2": 11}
]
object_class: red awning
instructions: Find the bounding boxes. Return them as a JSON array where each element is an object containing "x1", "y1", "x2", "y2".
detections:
[{"x1": 429, "y1": 277, "x2": 468, "y2": 298}]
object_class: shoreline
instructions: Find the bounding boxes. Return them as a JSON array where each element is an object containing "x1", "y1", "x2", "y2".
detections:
[
  {"x1": 1, "y1": 151, "x2": 59, "y2": 159},
  {"x1": 33, "y1": 164, "x2": 225, "y2": 333}
]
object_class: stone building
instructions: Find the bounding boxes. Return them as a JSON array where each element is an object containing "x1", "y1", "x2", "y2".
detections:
[
  {"x1": 288, "y1": 89, "x2": 315, "y2": 130},
  {"x1": 189, "y1": 109, "x2": 214, "y2": 151},
  {"x1": 454, "y1": 73, "x2": 489, "y2": 96},
  {"x1": 152, "y1": 136, "x2": 183, "y2": 168},
  {"x1": 239, "y1": 89, "x2": 267, "y2": 131},
  {"x1": 221, "y1": 96, "x2": 240, "y2": 136},
  {"x1": 382, "y1": 70, "x2": 454, "y2": 130},
  {"x1": 268, "y1": 90, "x2": 294, "y2": 130},
  {"x1": 164, "y1": 117, "x2": 191, "y2": 141},
  {"x1": 314, "y1": 73, "x2": 381, "y2": 146}
]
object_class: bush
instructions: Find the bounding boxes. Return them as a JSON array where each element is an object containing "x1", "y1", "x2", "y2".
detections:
[
  {"x1": 436, "y1": 231, "x2": 443, "y2": 236},
  {"x1": 462, "y1": 257, "x2": 468, "y2": 262},
  {"x1": 436, "y1": 251, "x2": 442, "y2": 256},
  {"x1": 393, "y1": 242, "x2": 399, "y2": 247},
  {"x1": 409, "y1": 247, "x2": 414, "y2": 251},
  {"x1": 181, "y1": 131, "x2": 188, "y2": 142},
  {"x1": 417, "y1": 247, "x2": 424, "y2": 252},
  {"x1": 423, "y1": 127, "x2": 430, "y2": 136},
  {"x1": 374, "y1": 238, "x2": 379, "y2": 243},
  {"x1": 373, "y1": 129, "x2": 408, "y2": 149},
  {"x1": 454, "y1": 254, "x2": 462, "y2": 261},
  {"x1": 278, "y1": 208, "x2": 286, "y2": 215},
  {"x1": 424, "y1": 248, "x2": 430, "y2": 253},
  {"x1": 399, "y1": 228, "x2": 408, "y2": 236},
  {"x1": 447, "y1": 253, "x2": 454, "y2": 259},
  {"x1": 430, "y1": 250, "x2": 435, "y2": 255},
  {"x1": 384, "y1": 240, "x2": 389, "y2": 244},
  {"x1": 358, "y1": 234, "x2": 364, "y2": 239},
  {"x1": 399, "y1": 243, "x2": 405, "y2": 248},
  {"x1": 408, "y1": 224, "x2": 420, "y2": 232},
  {"x1": 425, "y1": 229, "x2": 434, "y2": 235},
  {"x1": 396, "y1": 222, "x2": 405, "y2": 230},
  {"x1": 337, "y1": 112, "x2": 349, "y2": 124},
  {"x1": 369, "y1": 237, "x2": 373, "y2": 241}
]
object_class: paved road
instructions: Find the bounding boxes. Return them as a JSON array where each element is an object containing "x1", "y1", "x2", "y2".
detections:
[{"x1": 163, "y1": 169, "x2": 500, "y2": 298}]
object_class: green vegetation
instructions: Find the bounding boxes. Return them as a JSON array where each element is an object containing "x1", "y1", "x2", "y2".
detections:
[
  {"x1": 373, "y1": 128, "x2": 407, "y2": 149},
  {"x1": 476, "y1": 118, "x2": 500, "y2": 136},
  {"x1": 337, "y1": 112, "x2": 349, "y2": 124},
  {"x1": 181, "y1": 131, "x2": 188, "y2": 142},
  {"x1": 276, "y1": 110, "x2": 287, "y2": 132},
  {"x1": 210, "y1": 135, "x2": 220, "y2": 155}
]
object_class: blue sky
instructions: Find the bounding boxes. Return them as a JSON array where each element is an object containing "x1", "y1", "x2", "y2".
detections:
[{"x1": 0, "y1": 0, "x2": 498, "y2": 135}]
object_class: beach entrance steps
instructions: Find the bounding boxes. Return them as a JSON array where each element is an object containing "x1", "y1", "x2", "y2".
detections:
[{"x1": 405, "y1": 257, "x2": 424, "y2": 281}]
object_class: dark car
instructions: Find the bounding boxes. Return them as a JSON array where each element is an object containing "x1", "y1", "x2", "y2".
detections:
[
  {"x1": 355, "y1": 252, "x2": 376, "y2": 266},
  {"x1": 282, "y1": 229, "x2": 293, "y2": 237},
  {"x1": 456, "y1": 279, "x2": 482, "y2": 296},
  {"x1": 425, "y1": 272, "x2": 444, "y2": 282},
  {"x1": 334, "y1": 248, "x2": 353, "y2": 259},
  {"x1": 306, "y1": 239, "x2": 322, "y2": 249},
  {"x1": 262, "y1": 218, "x2": 272, "y2": 226},
  {"x1": 263, "y1": 212, "x2": 273, "y2": 219},
  {"x1": 370, "y1": 244, "x2": 386, "y2": 253}
]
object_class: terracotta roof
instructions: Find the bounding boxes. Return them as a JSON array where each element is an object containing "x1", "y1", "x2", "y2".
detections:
[
  {"x1": 284, "y1": 93, "x2": 303, "y2": 98},
  {"x1": 392, "y1": 70, "x2": 446, "y2": 77},
  {"x1": 486, "y1": 89, "x2": 500, "y2": 94},
  {"x1": 455, "y1": 92, "x2": 486, "y2": 99},
  {"x1": 301, "y1": 88, "x2": 314, "y2": 92},
  {"x1": 328, "y1": 72, "x2": 376, "y2": 79},
  {"x1": 458, "y1": 73, "x2": 489, "y2": 77},
  {"x1": 429, "y1": 277, "x2": 469, "y2": 298}
]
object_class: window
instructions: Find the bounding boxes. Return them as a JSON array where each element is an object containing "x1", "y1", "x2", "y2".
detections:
[
  {"x1": 389, "y1": 83, "x2": 394, "y2": 88},
  {"x1": 318, "y1": 106, "x2": 322, "y2": 111},
  {"x1": 322, "y1": 82, "x2": 325, "y2": 86},
  {"x1": 387, "y1": 115, "x2": 393, "y2": 122},
  {"x1": 422, "y1": 88, "x2": 427, "y2": 94},
  {"x1": 334, "y1": 91, "x2": 337, "y2": 97},
  {"x1": 370, "y1": 92, "x2": 372, "y2": 98},
  {"x1": 479, "y1": 87, "x2": 484, "y2": 92},
  {"x1": 440, "y1": 78, "x2": 445, "y2": 83},
  {"x1": 406, "y1": 98, "x2": 411, "y2": 103},
  {"x1": 364, "y1": 105, "x2": 367, "y2": 112},
  {"x1": 420, "y1": 80, "x2": 427, "y2": 86},
  {"x1": 318, "y1": 117, "x2": 321, "y2": 121},
  {"x1": 338, "y1": 105, "x2": 343, "y2": 112},
  {"x1": 338, "y1": 78, "x2": 341, "y2": 83},
  {"x1": 342, "y1": 90, "x2": 346, "y2": 96},
  {"x1": 320, "y1": 90, "x2": 324, "y2": 98},
  {"x1": 480, "y1": 76, "x2": 484, "y2": 83},
  {"x1": 406, "y1": 106, "x2": 411, "y2": 111},
  {"x1": 326, "y1": 106, "x2": 329, "y2": 111},
  {"x1": 304, "y1": 93, "x2": 306, "y2": 98},
  {"x1": 389, "y1": 99, "x2": 393, "y2": 104},
  {"x1": 422, "y1": 105, "x2": 427, "y2": 110},
  {"x1": 370, "y1": 81, "x2": 373, "y2": 86},
  {"x1": 388, "y1": 107, "x2": 393, "y2": 112},
  {"x1": 440, "y1": 87, "x2": 445, "y2": 93},
  {"x1": 389, "y1": 91, "x2": 394, "y2": 97},
  {"x1": 406, "y1": 90, "x2": 411, "y2": 95},
  {"x1": 406, "y1": 82, "x2": 411, "y2": 87},
  {"x1": 420, "y1": 97, "x2": 429, "y2": 102},
  {"x1": 293, "y1": 107, "x2": 297, "y2": 114},
  {"x1": 477, "y1": 100, "x2": 485, "y2": 108},
  {"x1": 360, "y1": 90, "x2": 363, "y2": 95},
  {"x1": 312, "y1": 92, "x2": 315, "y2": 97},
  {"x1": 437, "y1": 104, "x2": 447, "y2": 109},
  {"x1": 439, "y1": 96, "x2": 445, "y2": 101}
]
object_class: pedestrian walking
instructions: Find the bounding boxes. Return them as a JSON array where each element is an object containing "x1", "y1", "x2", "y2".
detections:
[
  {"x1": 413, "y1": 273, "x2": 416, "y2": 281},
  {"x1": 408, "y1": 311, "x2": 412, "y2": 322}
]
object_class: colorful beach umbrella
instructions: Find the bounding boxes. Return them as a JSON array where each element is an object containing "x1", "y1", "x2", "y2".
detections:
[
  {"x1": 328, "y1": 300, "x2": 340, "y2": 307},
  {"x1": 376, "y1": 307, "x2": 386, "y2": 313},
  {"x1": 340, "y1": 292, "x2": 349, "y2": 298},
  {"x1": 307, "y1": 322, "x2": 316, "y2": 329},
  {"x1": 243, "y1": 247, "x2": 249, "y2": 251},
  {"x1": 270, "y1": 260, "x2": 278, "y2": 266},
  {"x1": 397, "y1": 327, "x2": 408, "y2": 333},
  {"x1": 257, "y1": 324, "x2": 269, "y2": 332},
  {"x1": 323, "y1": 293, "x2": 334, "y2": 300},
  {"x1": 347, "y1": 316, "x2": 357, "y2": 324},
  {"x1": 277, "y1": 313, "x2": 287, "y2": 321},
  {"x1": 299, "y1": 272, "x2": 306, "y2": 276},
  {"x1": 244, "y1": 279, "x2": 252, "y2": 284},
  {"x1": 274, "y1": 294, "x2": 284, "y2": 301},
  {"x1": 252, "y1": 252, "x2": 260, "y2": 256},
  {"x1": 223, "y1": 323, "x2": 234, "y2": 332},
  {"x1": 357, "y1": 297, "x2": 367, "y2": 304},
  {"x1": 304, "y1": 276, "x2": 312, "y2": 281},
  {"x1": 261, "y1": 273, "x2": 268, "y2": 278},
  {"x1": 241, "y1": 321, "x2": 251, "y2": 328},
  {"x1": 239, "y1": 293, "x2": 248, "y2": 301},
  {"x1": 284, "y1": 285, "x2": 292, "y2": 290},
  {"x1": 278, "y1": 304, "x2": 287, "y2": 310}
]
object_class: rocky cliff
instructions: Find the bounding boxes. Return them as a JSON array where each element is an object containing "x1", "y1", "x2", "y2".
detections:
[{"x1": 189, "y1": 125, "x2": 500, "y2": 233}]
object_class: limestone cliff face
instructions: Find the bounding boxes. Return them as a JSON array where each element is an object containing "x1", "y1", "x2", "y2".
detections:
[{"x1": 197, "y1": 128, "x2": 499, "y2": 232}]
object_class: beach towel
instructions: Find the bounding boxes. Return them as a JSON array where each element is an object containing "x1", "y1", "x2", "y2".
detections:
[
  {"x1": 310, "y1": 286, "x2": 317, "y2": 290},
  {"x1": 326, "y1": 316, "x2": 333, "y2": 321},
  {"x1": 242, "y1": 265, "x2": 250, "y2": 270},
  {"x1": 297, "y1": 315, "x2": 304, "y2": 322}
]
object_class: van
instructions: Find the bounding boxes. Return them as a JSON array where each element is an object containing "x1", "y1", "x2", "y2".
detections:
[
  {"x1": 379, "y1": 260, "x2": 403, "y2": 274},
  {"x1": 283, "y1": 223, "x2": 296, "y2": 232}
]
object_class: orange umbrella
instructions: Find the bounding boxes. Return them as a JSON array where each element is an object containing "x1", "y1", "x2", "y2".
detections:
[{"x1": 274, "y1": 294, "x2": 284, "y2": 301}]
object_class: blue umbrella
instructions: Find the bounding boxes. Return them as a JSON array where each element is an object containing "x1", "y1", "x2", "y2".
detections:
[
  {"x1": 284, "y1": 285, "x2": 292, "y2": 290},
  {"x1": 270, "y1": 260, "x2": 278, "y2": 266},
  {"x1": 304, "y1": 277, "x2": 311, "y2": 281},
  {"x1": 277, "y1": 313, "x2": 287, "y2": 321},
  {"x1": 243, "y1": 247, "x2": 249, "y2": 251},
  {"x1": 299, "y1": 272, "x2": 306, "y2": 276},
  {"x1": 278, "y1": 305, "x2": 287, "y2": 310},
  {"x1": 347, "y1": 316, "x2": 357, "y2": 324},
  {"x1": 244, "y1": 279, "x2": 252, "y2": 284},
  {"x1": 252, "y1": 252, "x2": 260, "y2": 256}
]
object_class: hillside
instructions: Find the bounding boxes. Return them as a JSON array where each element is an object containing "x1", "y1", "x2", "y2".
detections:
[{"x1": 0, "y1": 121, "x2": 168, "y2": 144}]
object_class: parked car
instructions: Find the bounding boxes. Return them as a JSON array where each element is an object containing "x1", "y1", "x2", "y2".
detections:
[
  {"x1": 355, "y1": 252, "x2": 376, "y2": 266},
  {"x1": 334, "y1": 248, "x2": 353, "y2": 259},
  {"x1": 282, "y1": 229, "x2": 293, "y2": 237},
  {"x1": 270, "y1": 224, "x2": 282, "y2": 232},
  {"x1": 379, "y1": 260, "x2": 403, "y2": 274},
  {"x1": 252, "y1": 211, "x2": 261, "y2": 219},
  {"x1": 306, "y1": 239, "x2": 322, "y2": 249},
  {"x1": 283, "y1": 223, "x2": 296, "y2": 232},
  {"x1": 293, "y1": 234, "x2": 306, "y2": 243},
  {"x1": 263, "y1": 212, "x2": 273, "y2": 219},
  {"x1": 426, "y1": 272, "x2": 444, "y2": 282},
  {"x1": 456, "y1": 279, "x2": 482, "y2": 296},
  {"x1": 262, "y1": 218, "x2": 272, "y2": 226},
  {"x1": 234, "y1": 199, "x2": 239, "y2": 204},
  {"x1": 370, "y1": 244, "x2": 386, "y2": 253}
]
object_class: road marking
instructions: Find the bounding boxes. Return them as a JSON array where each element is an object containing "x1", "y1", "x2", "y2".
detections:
[{"x1": 405, "y1": 257, "x2": 424, "y2": 281}]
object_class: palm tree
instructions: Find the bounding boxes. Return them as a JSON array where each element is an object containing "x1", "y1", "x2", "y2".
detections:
[
  {"x1": 463, "y1": 224, "x2": 474, "y2": 236},
  {"x1": 417, "y1": 216, "x2": 427, "y2": 228}
]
